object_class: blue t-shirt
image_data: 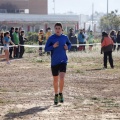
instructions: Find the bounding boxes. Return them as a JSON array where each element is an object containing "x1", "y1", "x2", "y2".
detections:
[
  {"x1": 45, "y1": 34, "x2": 71, "y2": 66},
  {"x1": 4, "y1": 36, "x2": 10, "y2": 46},
  {"x1": 78, "y1": 33, "x2": 85, "y2": 43}
]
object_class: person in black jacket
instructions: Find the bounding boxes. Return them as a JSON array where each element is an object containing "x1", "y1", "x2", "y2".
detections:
[
  {"x1": 19, "y1": 30, "x2": 27, "y2": 58},
  {"x1": 0, "y1": 31, "x2": 4, "y2": 54},
  {"x1": 9, "y1": 27, "x2": 14, "y2": 58},
  {"x1": 68, "y1": 28, "x2": 77, "y2": 51},
  {"x1": 110, "y1": 30, "x2": 117, "y2": 51},
  {"x1": 117, "y1": 30, "x2": 120, "y2": 51}
]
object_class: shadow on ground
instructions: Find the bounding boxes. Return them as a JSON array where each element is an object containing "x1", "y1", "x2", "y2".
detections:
[
  {"x1": 86, "y1": 68, "x2": 103, "y2": 71},
  {"x1": 4, "y1": 106, "x2": 50, "y2": 120}
]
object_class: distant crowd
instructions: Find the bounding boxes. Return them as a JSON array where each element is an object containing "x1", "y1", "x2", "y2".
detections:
[
  {"x1": 69, "y1": 28, "x2": 120, "y2": 52},
  {"x1": 0, "y1": 26, "x2": 120, "y2": 64}
]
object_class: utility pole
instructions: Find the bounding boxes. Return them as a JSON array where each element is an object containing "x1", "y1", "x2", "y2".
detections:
[
  {"x1": 53, "y1": 0, "x2": 55, "y2": 14},
  {"x1": 107, "y1": 0, "x2": 109, "y2": 31},
  {"x1": 92, "y1": 3, "x2": 94, "y2": 31},
  {"x1": 107, "y1": 0, "x2": 108, "y2": 16}
]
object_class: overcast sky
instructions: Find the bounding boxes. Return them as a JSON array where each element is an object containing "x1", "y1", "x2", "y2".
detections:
[{"x1": 48, "y1": 0, "x2": 120, "y2": 15}]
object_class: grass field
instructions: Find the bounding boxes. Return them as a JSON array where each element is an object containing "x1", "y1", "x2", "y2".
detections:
[{"x1": 0, "y1": 50, "x2": 120, "y2": 120}]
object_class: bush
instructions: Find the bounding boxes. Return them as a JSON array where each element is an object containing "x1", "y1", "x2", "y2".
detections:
[
  {"x1": 27, "y1": 32, "x2": 38, "y2": 43},
  {"x1": 26, "y1": 32, "x2": 46, "y2": 45}
]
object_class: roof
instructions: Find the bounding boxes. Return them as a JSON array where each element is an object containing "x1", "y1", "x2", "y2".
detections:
[{"x1": 0, "y1": 14, "x2": 79, "y2": 23}]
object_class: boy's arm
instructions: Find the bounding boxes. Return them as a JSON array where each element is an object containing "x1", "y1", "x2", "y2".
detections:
[{"x1": 45, "y1": 37, "x2": 54, "y2": 52}]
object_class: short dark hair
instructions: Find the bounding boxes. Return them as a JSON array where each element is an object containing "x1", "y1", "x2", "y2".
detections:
[
  {"x1": 5, "y1": 31, "x2": 10, "y2": 36},
  {"x1": 54, "y1": 22, "x2": 63, "y2": 28},
  {"x1": 15, "y1": 28, "x2": 19, "y2": 31},
  {"x1": 21, "y1": 30, "x2": 25, "y2": 34},
  {"x1": 40, "y1": 29, "x2": 43, "y2": 32},
  {"x1": 11, "y1": 27, "x2": 14, "y2": 30},
  {"x1": 102, "y1": 31, "x2": 108, "y2": 37}
]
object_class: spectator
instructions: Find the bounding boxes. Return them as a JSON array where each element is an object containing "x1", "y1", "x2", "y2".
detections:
[
  {"x1": 13, "y1": 28, "x2": 19, "y2": 58},
  {"x1": 78, "y1": 29, "x2": 85, "y2": 51},
  {"x1": 88, "y1": 30, "x2": 94, "y2": 51},
  {"x1": 38, "y1": 29, "x2": 45, "y2": 56},
  {"x1": 68, "y1": 28, "x2": 77, "y2": 51},
  {"x1": 46, "y1": 27, "x2": 52, "y2": 55},
  {"x1": 19, "y1": 30, "x2": 27, "y2": 58},
  {"x1": 9, "y1": 27, "x2": 14, "y2": 58},
  {"x1": 0, "y1": 31, "x2": 4, "y2": 54},
  {"x1": 83, "y1": 28, "x2": 88, "y2": 51},
  {"x1": 101, "y1": 31, "x2": 114, "y2": 69},
  {"x1": 116, "y1": 30, "x2": 120, "y2": 51},
  {"x1": 110, "y1": 30, "x2": 117, "y2": 51}
]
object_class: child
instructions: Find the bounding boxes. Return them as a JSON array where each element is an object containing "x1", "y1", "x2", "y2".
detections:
[
  {"x1": 45, "y1": 22, "x2": 71, "y2": 105},
  {"x1": 88, "y1": 30, "x2": 94, "y2": 51},
  {"x1": 38, "y1": 29, "x2": 44, "y2": 56},
  {"x1": 46, "y1": 27, "x2": 52, "y2": 55},
  {"x1": 19, "y1": 30, "x2": 27, "y2": 58},
  {"x1": 0, "y1": 31, "x2": 15, "y2": 64},
  {"x1": 101, "y1": 32, "x2": 114, "y2": 69}
]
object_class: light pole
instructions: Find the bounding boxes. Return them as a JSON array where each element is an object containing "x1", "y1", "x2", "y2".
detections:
[
  {"x1": 92, "y1": 3, "x2": 94, "y2": 31},
  {"x1": 53, "y1": 0, "x2": 55, "y2": 14},
  {"x1": 107, "y1": 0, "x2": 109, "y2": 31},
  {"x1": 107, "y1": 0, "x2": 108, "y2": 16}
]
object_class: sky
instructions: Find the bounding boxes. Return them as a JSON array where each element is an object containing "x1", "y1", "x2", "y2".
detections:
[{"x1": 48, "y1": 0, "x2": 120, "y2": 15}]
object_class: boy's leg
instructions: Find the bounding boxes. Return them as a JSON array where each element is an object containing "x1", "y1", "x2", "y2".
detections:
[
  {"x1": 53, "y1": 76, "x2": 59, "y2": 105},
  {"x1": 59, "y1": 72, "x2": 65, "y2": 93},
  {"x1": 53, "y1": 76, "x2": 59, "y2": 94},
  {"x1": 51, "y1": 65, "x2": 59, "y2": 104},
  {"x1": 59, "y1": 64, "x2": 67, "y2": 103},
  {"x1": 59, "y1": 72, "x2": 65, "y2": 103}
]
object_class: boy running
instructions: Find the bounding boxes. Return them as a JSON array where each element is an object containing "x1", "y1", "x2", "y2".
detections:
[{"x1": 45, "y1": 23, "x2": 71, "y2": 105}]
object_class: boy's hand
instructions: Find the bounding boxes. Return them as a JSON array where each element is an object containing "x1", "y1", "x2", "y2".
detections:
[
  {"x1": 64, "y1": 44, "x2": 68, "y2": 50},
  {"x1": 53, "y1": 41, "x2": 59, "y2": 48}
]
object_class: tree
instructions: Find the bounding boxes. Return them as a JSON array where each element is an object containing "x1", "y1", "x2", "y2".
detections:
[{"x1": 100, "y1": 10, "x2": 120, "y2": 32}]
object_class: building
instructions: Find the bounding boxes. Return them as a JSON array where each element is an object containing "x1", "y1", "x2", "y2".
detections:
[
  {"x1": 0, "y1": 0, "x2": 48, "y2": 14},
  {"x1": 0, "y1": 13, "x2": 79, "y2": 32}
]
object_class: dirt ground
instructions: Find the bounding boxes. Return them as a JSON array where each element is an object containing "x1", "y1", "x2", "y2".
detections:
[{"x1": 0, "y1": 51, "x2": 120, "y2": 120}]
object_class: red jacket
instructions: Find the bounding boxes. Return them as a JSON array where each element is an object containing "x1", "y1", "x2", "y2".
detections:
[{"x1": 101, "y1": 37, "x2": 113, "y2": 52}]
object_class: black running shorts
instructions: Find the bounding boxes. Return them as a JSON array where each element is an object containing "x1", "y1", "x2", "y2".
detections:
[{"x1": 51, "y1": 63, "x2": 67, "y2": 76}]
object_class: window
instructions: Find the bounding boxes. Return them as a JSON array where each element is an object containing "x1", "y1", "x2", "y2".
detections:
[{"x1": 0, "y1": 9, "x2": 7, "y2": 13}]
